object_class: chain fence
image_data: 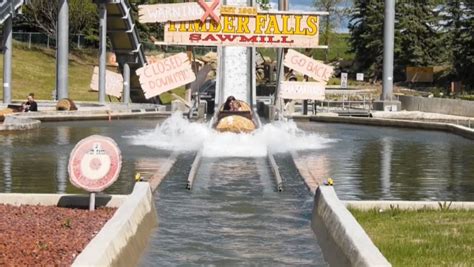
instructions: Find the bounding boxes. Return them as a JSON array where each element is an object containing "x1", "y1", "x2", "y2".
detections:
[
  {"x1": 11, "y1": 32, "x2": 87, "y2": 49},
  {"x1": 10, "y1": 32, "x2": 217, "y2": 56}
]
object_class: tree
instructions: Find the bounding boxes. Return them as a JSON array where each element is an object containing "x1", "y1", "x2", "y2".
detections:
[
  {"x1": 17, "y1": 0, "x2": 98, "y2": 42},
  {"x1": 459, "y1": 1, "x2": 474, "y2": 89},
  {"x1": 445, "y1": 0, "x2": 474, "y2": 90},
  {"x1": 395, "y1": 1, "x2": 443, "y2": 73},
  {"x1": 349, "y1": 0, "x2": 384, "y2": 82},
  {"x1": 314, "y1": 0, "x2": 351, "y2": 61},
  {"x1": 256, "y1": 0, "x2": 271, "y2": 10},
  {"x1": 350, "y1": 0, "x2": 446, "y2": 82}
]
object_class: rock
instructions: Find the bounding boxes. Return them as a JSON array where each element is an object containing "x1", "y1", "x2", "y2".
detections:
[
  {"x1": 263, "y1": 56, "x2": 272, "y2": 64},
  {"x1": 0, "y1": 108, "x2": 13, "y2": 121},
  {"x1": 56, "y1": 98, "x2": 78, "y2": 111},
  {"x1": 200, "y1": 52, "x2": 217, "y2": 63}
]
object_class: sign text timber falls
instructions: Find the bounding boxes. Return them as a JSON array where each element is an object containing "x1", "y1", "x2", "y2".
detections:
[{"x1": 164, "y1": 12, "x2": 321, "y2": 48}]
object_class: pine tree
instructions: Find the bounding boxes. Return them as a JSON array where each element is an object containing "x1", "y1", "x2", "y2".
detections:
[
  {"x1": 457, "y1": 1, "x2": 474, "y2": 90},
  {"x1": 349, "y1": 0, "x2": 384, "y2": 82},
  {"x1": 395, "y1": 1, "x2": 443, "y2": 73},
  {"x1": 443, "y1": 1, "x2": 474, "y2": 90}
]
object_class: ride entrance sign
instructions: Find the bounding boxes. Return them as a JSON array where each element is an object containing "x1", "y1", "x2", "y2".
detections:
[{"x1": 68, "y1": 135, "x2": 122, "y2": 210}]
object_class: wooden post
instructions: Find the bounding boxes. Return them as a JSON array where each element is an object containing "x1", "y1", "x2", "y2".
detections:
[{"x1": 89, "y1": 192, "x2": 95, "y2": 211}]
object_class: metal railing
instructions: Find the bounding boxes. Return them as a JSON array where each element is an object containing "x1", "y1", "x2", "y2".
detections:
[{"x1": 11, "y1": 32, "x2": 86, "y2": 49}]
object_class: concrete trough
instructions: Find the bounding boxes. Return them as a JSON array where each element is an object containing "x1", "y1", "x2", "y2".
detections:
[
  {"x1": 312, "y1": 186, "x2": 391, "y2": 267},
  {"x1": 307, "y1": 116, "x2": 474, "y2": 140},
  {"x1": 0, "y1": 182, "x2": 157, "y2": 267}
]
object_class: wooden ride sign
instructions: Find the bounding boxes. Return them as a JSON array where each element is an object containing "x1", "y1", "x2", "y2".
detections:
[
  {"x1": 279, "y1": 81, "x2": 325, "y2": 100},
  {"x1": 163, "y1": 11, "x2": 322, "y2": 48},
  {"x1": 90, "y1": 66, "x2": 123, "y2": 98},
  {"x1": 136, "y1": 53, "x2": 196, "y2": 99},
  {"x1": 283, "y1": 49, "x2": 334, "y2": 83},
  {"x1": 139, "y1": 1, "x2": 221, "y2": 23}
]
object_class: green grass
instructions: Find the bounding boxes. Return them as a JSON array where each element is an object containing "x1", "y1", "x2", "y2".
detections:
[
  {"x1": 313, "y1": 32, "x2": 354, "y2": 62},
  {"x1": 350, "y1": 208, "x2": 474, "y2": 267},
  {"x1": 0, "y1": 42, "x2": 100, "y2": 102}
]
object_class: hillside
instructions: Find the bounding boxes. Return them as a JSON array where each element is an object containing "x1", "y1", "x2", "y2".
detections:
[{"x1": 0, "y1": 42, "x2": 100, "y2": 102}]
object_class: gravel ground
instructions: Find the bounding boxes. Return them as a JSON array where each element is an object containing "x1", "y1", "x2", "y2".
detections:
[{"x1": 0, "y1": 204, "x2": 116, "y2": 266}]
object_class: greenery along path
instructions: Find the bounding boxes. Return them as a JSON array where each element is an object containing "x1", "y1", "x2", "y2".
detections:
[
  {"x1": 0, "y1": 43, "x2": 99, "y2": 102},
  {"x1": 350, "y1": 208, "x2": 474, "y2": 267}
]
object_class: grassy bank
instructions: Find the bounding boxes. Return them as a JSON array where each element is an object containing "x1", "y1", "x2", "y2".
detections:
[
  {"x1": 0, "y1": 42, "x2": 100, "y2": 102},
  {"x1": 0, "y1": 43, "x2": 188, "y2": 104},
  {"x1": 350, "y1": 208, "x2": 474, "y2": 266}
]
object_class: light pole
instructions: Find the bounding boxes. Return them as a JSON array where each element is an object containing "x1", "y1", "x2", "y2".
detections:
[
  {"x1": 98, "y1": 4, "x2": 107, "y2": 104},
  {"x1": 56, "y1": 0, "x2": 69, "y2": 99},
  {"x1": 2, "y1": 14, "x2": 12, "y2": 104},
  {"x1": 375, "y1": 0, "x2": 401, "y2": 111}
]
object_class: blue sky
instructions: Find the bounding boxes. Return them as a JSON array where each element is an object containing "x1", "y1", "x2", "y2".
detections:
[{"x1": 268, "y1": 0, "x2": 351, "y2": 33}]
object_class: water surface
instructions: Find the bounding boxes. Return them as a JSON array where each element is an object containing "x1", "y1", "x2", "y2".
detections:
[{"x1": 139, "y1": 155, "x2": 327, "y2": 266}]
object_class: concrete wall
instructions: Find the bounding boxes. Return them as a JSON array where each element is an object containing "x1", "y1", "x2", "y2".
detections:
[
  {"x1": 399, "y1": 95, "x2": 474, "y2": 117},
  {"x1": 308, "y1": 116, "x2": 474, "y2": 140},
  {"x1": 73, "y1": 182, "x2": 157, "y2": 267},
  {"x1": 0, "y1": 192, "x2": 126, "y2": 208},
  {"x1": 0, "y1": 182, "x2": 157, "y2": 267},
  {"x1": 0, "y1": 116, "x2": 41, "y2": 131},
  {"x1": 312, "y1": 186, "x2": 391, "y2": 267}
]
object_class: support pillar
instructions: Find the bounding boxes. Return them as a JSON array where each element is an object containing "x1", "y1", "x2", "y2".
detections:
[
  {"x1": 2, "y1": 16, "x2": 12, "y2": 104},
  {"x1": 273, "y1": 0, "x2": 288, "y2": 111},
  {"x1": 56, "y1": 0, "x2": 69, "y2": 99},
  {"x1": 98, "y1": 4, "x2": 107, "y2": 104},
  {"x1": 249, "y1": 0, "x2": 257, "y2": 109},
  {"x1": 123, "y1": 63, "x2": 130, "y2": 104},
  {"x1": 216, "y1": 0, "x2": 252, "y2": 107},
  {"x1": 374, "y1": 0, "x2": 400, "y2": 111}
]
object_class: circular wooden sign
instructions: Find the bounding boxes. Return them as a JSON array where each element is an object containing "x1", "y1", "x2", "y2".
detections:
[{"x1": 68, "y1": 135, "x2": 122, "y2": 192}]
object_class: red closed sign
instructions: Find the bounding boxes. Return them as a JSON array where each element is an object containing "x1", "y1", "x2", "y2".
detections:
[{"x1": 68, "y1": 135, "x2": 122, "y2": 192}]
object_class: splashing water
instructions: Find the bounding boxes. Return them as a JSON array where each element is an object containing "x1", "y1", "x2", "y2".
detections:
[{"x1": 128, "y1": 112, "x2": 335, "y2": 157}]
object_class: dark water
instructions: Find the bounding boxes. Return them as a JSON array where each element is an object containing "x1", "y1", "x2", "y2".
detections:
[
  {"x1": 297, "y1": 122, "x2": 474, "y2": 201},
  {"x1": 1, "y1": 119, "x2": 473, "y2": 200},
  {"x1": 0, "y1": 119, "x2": 167, "y2": 194},
  {"x1": 139, "y1": 155, "x2": 327, "y2": 266}
]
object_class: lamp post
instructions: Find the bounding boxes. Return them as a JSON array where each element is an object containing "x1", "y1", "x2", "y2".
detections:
[
  {"x1": 374, "y1": 0, "x2": 401, "y2": 111},
  {"x1": 56, "y1": 0, "x2": 69, "y2": 99}
]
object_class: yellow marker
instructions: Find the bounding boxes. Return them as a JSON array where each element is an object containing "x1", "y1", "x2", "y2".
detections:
[
  {"x1": 135, "y1": 172, "x2": 142, "y2": 182},
  {"x1": 327, "y1": 178, "x2": 334, "y2": 185}
]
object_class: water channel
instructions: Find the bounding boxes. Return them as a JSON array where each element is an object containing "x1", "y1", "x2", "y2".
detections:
[{"x1": 1, "y1": 117, "x2": 473, "y2": 264}]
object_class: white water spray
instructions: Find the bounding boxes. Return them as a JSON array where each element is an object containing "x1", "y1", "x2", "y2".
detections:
[{"x1": 128, "y1": 112, "x2": 335, "y2": 157}]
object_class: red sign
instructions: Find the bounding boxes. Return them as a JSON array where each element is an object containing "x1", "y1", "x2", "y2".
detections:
[
  {"x1": 198, "y1": 0, "x2": 220, "y2": 23},
  {"x1": 68, "y1": 135, "x2": 122, "y2": 192}
]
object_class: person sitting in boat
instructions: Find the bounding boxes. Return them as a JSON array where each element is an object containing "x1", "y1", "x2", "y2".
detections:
[
  {"x1": 223, "y1": 96, "x2": 236, "y2": 111},
  {"x1": 230, "y1": 100, "x2": 242, "y2": 111}
]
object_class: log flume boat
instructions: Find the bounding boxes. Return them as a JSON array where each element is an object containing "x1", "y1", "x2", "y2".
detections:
[{"x1": 212, "y1": 100, "x2": 259, "y2": 134}]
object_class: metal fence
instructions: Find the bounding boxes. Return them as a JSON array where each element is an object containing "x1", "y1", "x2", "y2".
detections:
[
  {"x1": 11, "y1": 32, "x2": 86, "y2": 49},
  {"x1": 9, "y1": 31, "x2": 218, "y2": 55}
]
